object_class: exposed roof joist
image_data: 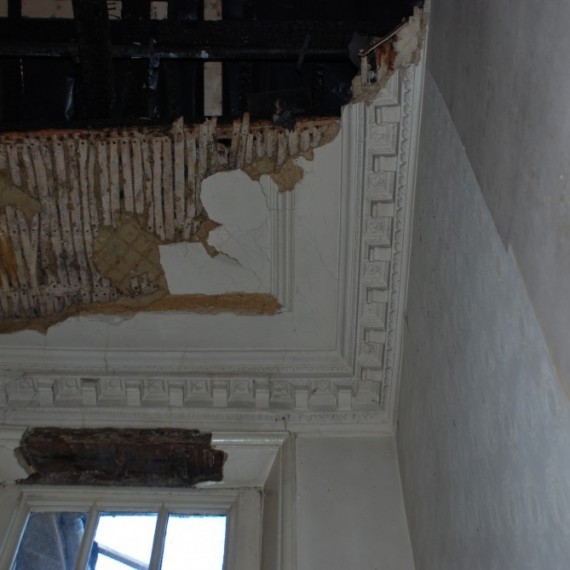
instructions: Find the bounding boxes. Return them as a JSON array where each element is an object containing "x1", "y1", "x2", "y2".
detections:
[{"x1": 0, "y1": 19, "x2": 399, "y2": 61}]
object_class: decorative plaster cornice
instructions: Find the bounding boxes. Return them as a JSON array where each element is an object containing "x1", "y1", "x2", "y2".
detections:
[{"x1": 0, "y1": 62, "x2": 425, "y2": 430}]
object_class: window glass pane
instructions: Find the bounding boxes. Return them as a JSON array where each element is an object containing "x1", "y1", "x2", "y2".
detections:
[
  {"x1": 94, "y1": 558, "x2": 135, "y2": 570},
  {"x1": 160, "y1": 515, "x2": 226, "y2": 570},
  {"x1": 93, "y1": 512, "x2": 158, "y2": 570},
  {"x1": 12, "y1": 512, "x2": 88, "y2": 570}
]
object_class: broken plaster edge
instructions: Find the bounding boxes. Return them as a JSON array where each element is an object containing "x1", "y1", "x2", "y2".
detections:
[
  {"x1": 0, "y1": 293, "x2": 281, "y2": 335},
  {"x1": 350, "y1": 6, "x2": 427, "y2": 106}
]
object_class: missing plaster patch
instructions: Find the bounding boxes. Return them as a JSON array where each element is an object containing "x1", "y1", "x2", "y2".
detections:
[
  {"x1": 93, "y1": 215, "x2": 168, "y2": 297},
  {"x1": 161, "y1": 169, "x2": 271, "y2": 294},
  {"x1": 244, "y1": 156, "x2": 303, "y2": 193}
]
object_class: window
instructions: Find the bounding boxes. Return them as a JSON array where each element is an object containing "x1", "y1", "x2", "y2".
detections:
[
  {"x1": 0, "y1": 430, "x2": 295, "y2": 570},
  {"x1": 12, "y1": 510, "x2": 227, "y2": 570},
  {"x1": 0, "y1": 486, "x2": 260, "y2": 570}
]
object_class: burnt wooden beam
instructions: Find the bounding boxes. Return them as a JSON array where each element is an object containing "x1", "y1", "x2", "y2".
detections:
[
  {"x1": 121, "y1": 0, "x2": 152, "y2": 22},
  {"x1": 16, "y1": 428, "x2": 226, "y2": 487},
  {"x1": 0, "y1": 43, "x2": 349, "y2": 61},
  {"x1": 71, "y1": 0, "x2": 115, "y2": 119},
  {"x1": 0, "y1": 19, "x2": 404, "y2": 60},
  {"x1": 168, "y1": 0, "x2": 202, "y2": 21},
  {"x1": 0, "y1": 59, "x2": 24, "y2": 124},
  {"x1": 7, "y1": 0, "x2": 21, "y2": 19}
]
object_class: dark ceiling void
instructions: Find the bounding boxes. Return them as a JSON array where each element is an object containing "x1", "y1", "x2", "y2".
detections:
[{"x1": 0, "y1": 0, "x2": 422, "y2": 131}]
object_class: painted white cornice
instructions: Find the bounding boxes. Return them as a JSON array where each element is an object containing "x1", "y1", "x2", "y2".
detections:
[{"x1": 0, "y1": 61, "x2": 425, "y2": 432}]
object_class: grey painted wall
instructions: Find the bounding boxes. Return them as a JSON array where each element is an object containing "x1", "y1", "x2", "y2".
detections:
[
  {"x1": 296, "y1": 436, "x2": 414, "y2": 570},
  {"x1": 397, "y1": 72, "x2": 570, "y2": 569},
  {"x1": 427, "y1": 0, "x2": 570, "y2": 392}
]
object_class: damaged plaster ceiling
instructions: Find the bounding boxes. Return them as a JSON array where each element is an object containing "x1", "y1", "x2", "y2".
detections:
[
  {"x1": 0, "y1": 1, "x2": 426, "y2": 429},
  {"x1": 0, "y1": 115, "x2": 339, "y2": 331}
]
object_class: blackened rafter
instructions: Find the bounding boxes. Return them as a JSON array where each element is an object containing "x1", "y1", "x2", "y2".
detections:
[
  {"x1": 0, "y1": 19, "x2": 404, "y2": 61},
  {"x1": 71, "y1": 0, "x2": 115, "y2": 119}
]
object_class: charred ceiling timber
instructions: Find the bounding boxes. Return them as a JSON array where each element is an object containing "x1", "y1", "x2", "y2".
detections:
[
  {"x1": 0, "y1": 20, "x2": 406, "y2": 61},
  {"x1": 15, "y1": 427, "x2": 226, "y2": 487},
  {"x1": 71, "y1": 0, "x2": 115, "y2": 120},
  {"x1": 0, "y1": 1, "x2": 422, "y2": 126}
]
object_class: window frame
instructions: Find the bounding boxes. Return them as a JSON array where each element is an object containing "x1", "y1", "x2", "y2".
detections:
[
  {"x1": 1, "y1": 485, "x2": 260, "y2": 570},
  {"x1": 0, "y1": 429, "x2": 295, "y2": 570}
]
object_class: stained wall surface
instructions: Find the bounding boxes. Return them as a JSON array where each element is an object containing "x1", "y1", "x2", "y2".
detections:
[
  {"x1": 427, "y1": 0, "x2": 570, "y2": 392},
  {"x1": 296, "y1": 436, "x2": 415, "y2": 570},
  {"x1": 397, "y1": 72, "x2": 570, "y2": 569}
]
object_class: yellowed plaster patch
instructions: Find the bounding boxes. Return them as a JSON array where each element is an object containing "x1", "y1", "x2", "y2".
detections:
[
  {"x1": 92, "y1": 215, "x2": 168, "y2": 296},
  {"x1": 271, "y1": 159, "x2": 304, "y2": 193},
  {"x1": 0, "y1": 173, "x2": 40, "y2": 224}
]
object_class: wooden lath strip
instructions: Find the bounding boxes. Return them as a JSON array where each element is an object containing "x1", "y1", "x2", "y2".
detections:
[
  {"x1": 38, "y1": 141, "x2": 69, "y2": 288},
  {"x1": 0, "y1": 116, "x2": 337, "y2": 142},
  {"x1": 17, "y1": 145, "x2": 40, "y2": 295},
  {"x1": 161, "y1": 136, "x2": 175, "y2": 241},
  {"x1": 141, "y1": 136, "x2": 154, "y2": 233},
  {"x1": 173, "y1": 122, "x2": 186, "y2": 234},
  {"x1": 65, "y1": 138, "x2": 91, "y2": 299},
  {"x1": 182, "y1": 132, "x2": 197, "y2": 241},
  {"x1": 0, "y1": 116, "x2": 340, "y2": 320},
  {"x1": 151, "y1": 137, "x2": 165, "y2": 240},
  {"x1": 4, "y1": 205, "x2": 30, "y2": 314},
  {"x1": 108, "y1": 138, "x2": 121, "y2": 227},
  {"x1": 53, "y1": 137, "x2": 80, "y2": 291},
  {"x1": 196, "y1": 121, "x2": 209, "y2": 218},
  {"x1": 78, "y1": 137, "x2": 98, "y2": 282},
  {"x1": 120, "y1": 137, "x2": 135, "y2": 213},
  {"x1": 132, "y1": 134, "x2": 145, "y2": 216}
]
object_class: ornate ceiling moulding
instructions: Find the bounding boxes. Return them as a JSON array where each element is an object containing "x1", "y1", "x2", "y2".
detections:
[
  {"x1": 0, "y1": 59, "x2": 425, "y2": 429},
  {"x1": 0, "y1": 115, "x2": 339, "y2": 332},
  {"x1": 15, "y1": 427, "x2": 226, "y2": 487}
]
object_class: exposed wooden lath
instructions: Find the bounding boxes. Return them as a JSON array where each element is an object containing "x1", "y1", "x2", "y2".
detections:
[{"x1": 0, "y1": 115, "x2": 338, "y2": 325}]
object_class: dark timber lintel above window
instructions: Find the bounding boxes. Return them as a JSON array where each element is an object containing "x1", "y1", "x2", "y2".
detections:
[{"x1": 15, "y1": 427, "x2": 226, "y2": 487}]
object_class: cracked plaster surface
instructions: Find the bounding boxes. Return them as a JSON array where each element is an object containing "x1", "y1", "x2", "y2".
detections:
[{"x1": 160, "y1": 169, "x2": 271, "y2": 295}]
